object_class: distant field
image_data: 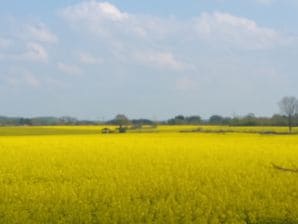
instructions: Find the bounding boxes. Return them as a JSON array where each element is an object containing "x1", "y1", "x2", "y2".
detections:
[
  {"x1": 0, "y1": 126, "x2": 297, "y2": 223},
  {"x1": 0, "y1": 125, "x2": 297, "y2": 136}
]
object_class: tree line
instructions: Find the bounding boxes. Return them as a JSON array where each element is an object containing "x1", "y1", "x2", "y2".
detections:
[
  {"x1": 0, "y1": 114, "x2": 295, "y2": 127},
  {"x1": 0, "y1": 116, "x2": 95, "y2": 126},
  {"x1": 0, "y1": 113, "x2": 295, "y2": 127},
  {"x1": 1, "y1": 96, "x2": 297, "y2": 132}
]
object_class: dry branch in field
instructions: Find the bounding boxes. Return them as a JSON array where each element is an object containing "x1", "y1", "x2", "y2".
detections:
[{"x1": 271, "y1": 163, "x2": 298, "y2": 173}]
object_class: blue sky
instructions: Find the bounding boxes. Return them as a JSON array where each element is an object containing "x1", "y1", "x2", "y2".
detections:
[{"x1": 0, "y1": 0, "x2": 298, "y2": 120}]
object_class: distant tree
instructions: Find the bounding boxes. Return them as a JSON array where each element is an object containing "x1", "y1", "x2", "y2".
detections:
[
  {"x1": 175, "y1": 115, "x2": 186, "y2": 124},
  {"x1": 241, "y1": 113, "x2": 257, "y2": 126},
  {"x1": 278, "y1": 96, "x2": 298, "y2": 133},
  {"x1": 131, "y1": 119, "x2": 154, "y2": 126},
  {"x1": 209, "y1": 115, "x2": 224, "y2": 124},
  {"x1": 168, "y1": 115, "x2": 184, "y2": 125},
  {"x1": 114, "y1": 114, "x2": 130, "y2": 133},
  {"x1": 19, "y1": 118, "x2": 32, "y2": 126},
  {"x1": 175, "y1": 115, "x2": 185, "y2": 120},
  {"x1": 186, "y1": 116, "x2": 201, "y2": 124},
  {"x1": 271, "y1": 114, "x2": 287, "y2": 126},
  {"x1": 167, "y1": 115, "x2": 202, "y2": 125}
]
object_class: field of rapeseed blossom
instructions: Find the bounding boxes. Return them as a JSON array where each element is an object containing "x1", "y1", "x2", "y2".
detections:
[{"x1": 0, "y1": 126, "x2": 297, "y2": 223}]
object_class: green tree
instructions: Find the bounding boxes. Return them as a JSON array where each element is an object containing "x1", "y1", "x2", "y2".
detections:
[{"x1": 114, "y1": 114, "x2": 130, "y2": 133}]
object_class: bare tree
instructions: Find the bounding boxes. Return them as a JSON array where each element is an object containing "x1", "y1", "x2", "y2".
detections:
[{"x1": 278, "y1": 96, "x2": 298, "y2": 133}]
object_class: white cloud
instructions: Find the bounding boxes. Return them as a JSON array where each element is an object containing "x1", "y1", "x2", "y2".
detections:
[
  {"x1": 134, "y1": 51, "x2": 189, "y2": 71},
  {"x1": 0, "y1": 42, "x2": 48, "y2": 62},
  {"x1": 79, "y1": 53, "x2": 103, "y2": 64},
  {"x1": 61, "y1": 1, "x2": 181, "y2": 40},
  {"x1": 24, "y1": 22, "x2": 58, "y2": 44},
  {"x1": 61, "y1": 2, "x2": 285, "y2": 52},
  {"x1": 19, "y1": 42, "x2": 48, "y2": 62},
  {"x1": 57, "y1": 62, "x2": 82, "y2": 75},
  {"x1": 61, "y1": 1, "x2": 163, "y2": 40},
  {"x1": 61, "y1": 1, "x2": 129, "y2": 23},
  {"x1": 194, "y1": 12, "x2": 282, "y2": 49},
  {"x1": 59, "y1": 1, "x2": 288, "y2": 75}
]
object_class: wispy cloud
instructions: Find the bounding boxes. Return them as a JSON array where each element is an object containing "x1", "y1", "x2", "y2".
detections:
[
  {"x1": 19, "y1": 42, "x2": 48, "y2": 62},
  {"x1": 0, "y1": 20, "x2": 56, "y2": 63},
  {"x1": 0, "y1": 42, "x2": 49, "y2": 62},
  {"x1": 134, "y1": 51, "x2": 190, "y2": 71},
  {"x1": 3, "y1": 68, "x2": 41, "y2": 88},
  {"x1": 79, "y1": 52, "x2": 103, "y2": 65},
  {"x1": 61, "y1": 1, "x2": 129, "y2": 23},
  {"x1": 61, "y1": 1, "x2": 286, "y2": 52},
  {"x1": 57, "y1": 62, "x2": 82, "y2": 75},
  {"x1": 23, "y1": 22, "x2": 58, "y2": 44},
  {"x1": 194, "y1": 12, "x2": 283, "y2": 50},
  {"x1": 61, "y1": 1, "x2": 180, "y2": 39}
]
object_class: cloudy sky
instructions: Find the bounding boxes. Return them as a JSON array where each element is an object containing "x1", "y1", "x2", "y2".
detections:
[{"x1": 0, "y1": 0, "x2": 298, "y2": 120}]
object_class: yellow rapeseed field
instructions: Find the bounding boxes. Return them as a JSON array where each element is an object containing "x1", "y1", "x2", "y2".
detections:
[{"x1": 0, "y1": 126, "x2": 297, "y2": 223}]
